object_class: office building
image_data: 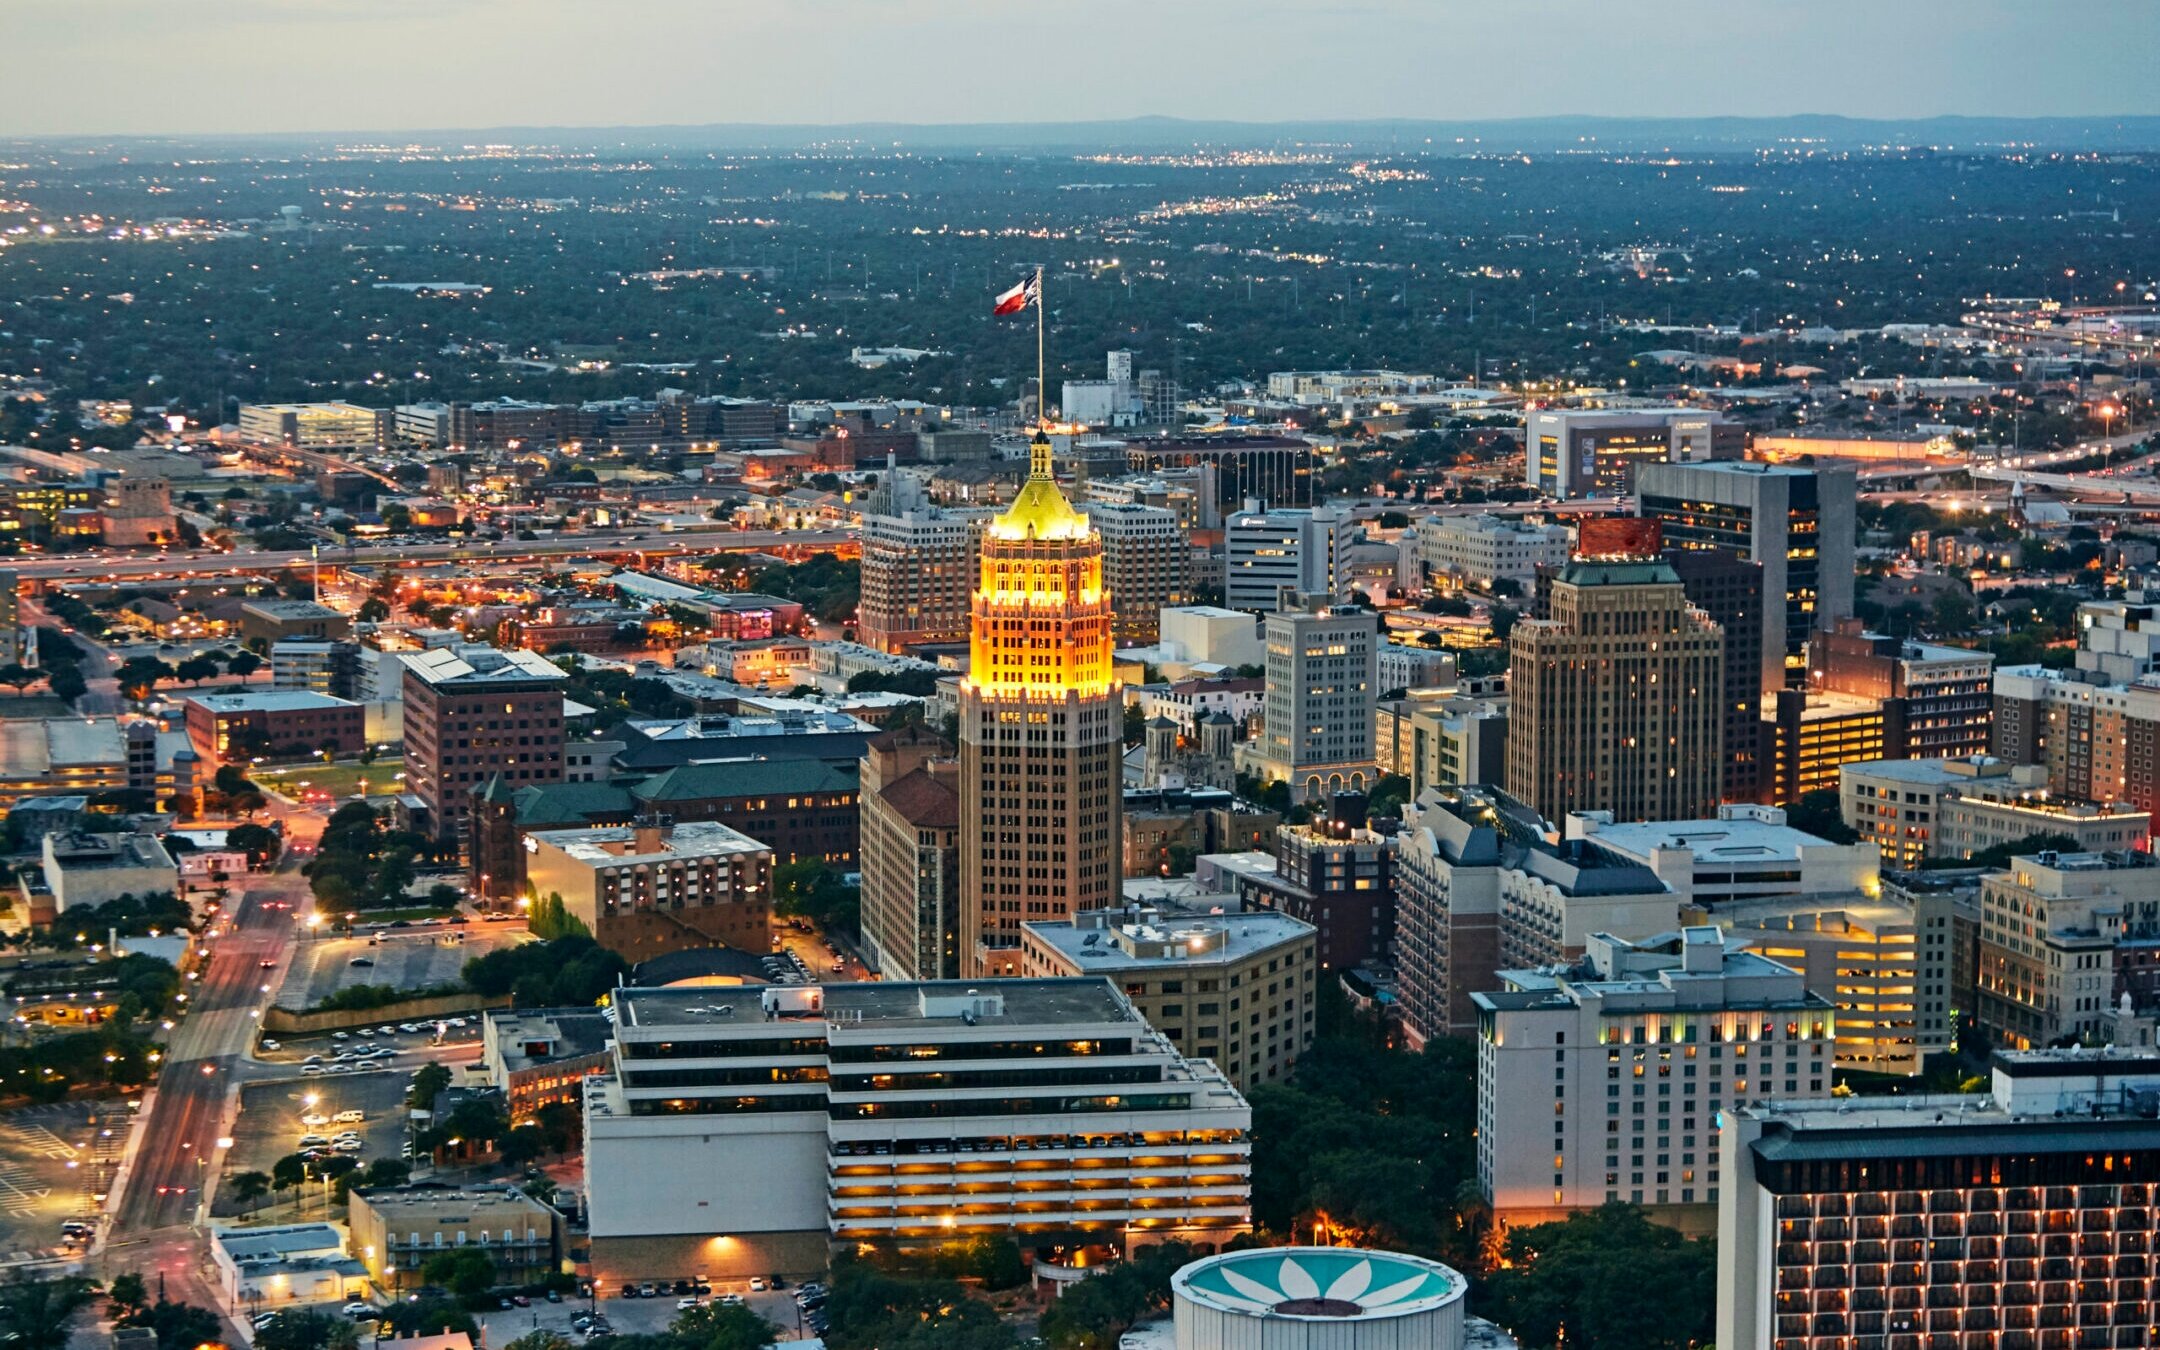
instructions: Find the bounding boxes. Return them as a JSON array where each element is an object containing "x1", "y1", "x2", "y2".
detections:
[
  {"x1": 1666, "y1": 549, "x2": 1768, "y2": 802},
  {"x1": 1764, "y1": 691, "x2": 1893, "y2": 806},
  {"x1": 1223, "y1": 505, "x2": 1359, "y2": 611},
  {"x1": 1808, "y1": 619, "x2": 1996, "y2": 759},
  {"x1": 1239, "y1": 596, "x2": 1378, "y2": 803},
  {"x1": 236, "y1": 402, "x2": 392, "y2": 449},
  {"x1": 1992, "y1": 665, "x2": 2160, "y2": 816},
  {"x1": 1716, "y1": 1050, "x2": 2160, "y2": 1350},
  {"x1": 1842, "y1": 754, "x2": 2150, "y2": 866},
  {"x1": 959, "y1": 433, "x2": 1124, "y2": 977},
  {"x1": 609, "y1": 708, "x2": 877, "y2": 773},
  {"x1": 270, "y1": 639, "x2": 361, "y2": 701},
  {"x1": 1475, "y1": 927, "x2": 1834, "y2": 1227},
  {"x1": 1506, "y1": 552, "x2": 1724, "y2": 824},
  {"x1": 856, "y1": 507, "x2": 979, "y2": 653},
  {"x1": 347, "y1": 1186, "x2": 564, "y2": 1293},
  {"x1": 99, "y1": 476, "x2": 174, "y2": 547},
  {"x1": 1525, "y1": 407, "x2": 1741, "y2": 499},
  {"x1": 1402, "y1": 691, "x2": 1511, "y2": 801},
  {"x1": 401, "y1": 647, "x2": 567, "y2": 843},
  {"x1": 1637, "y1": 460, "x2": 1856, "y2": 697},
  {"x1": 858, "y1": 725, "x2": 962, "y2": 981},
  {"x1": 522, "y1": 818, "x2": 772, "y2": 963},
  {"x1": 1090, "y1": 501, "x2": 1191, "y2": 642},
  {"x1": 1564, "y1": 804, "x2": 1880, "y2": 910},
  {"x1": 182, "y1": 690, "x2": 366, "y2": 762},
  {"x1": 40, "y1": 831, "x2": 179, "y2": 914},
  {"x1": 1121, "y1": 783, "x2": 1278, "y2": 874},
  {"x1": 1126, "y1": 605, "x2": 1267, "y2": 679},
  {"x1": 1414, "y1": 514, "x2": 1571, "y2": 591},
  {"x1": 1019, "y1": 904, "x2": 1318, "y2": 1091},
  {"x1": 0, "y1": 569, "x2": 21, "y2": 668},
  {"x1": 2070, "y1": 596, "x2": 2160, "y2": 683},
  {"x1": 0, "y1": 717, "x2": 196, "y2": 810},
  {"x1": 581, "y1": 980, "x2": 1252, "y2": 1278},
  {"x1": 238, "y1": 600, "x2": 352, "y2": 646},
  {"x1": 1975, "y1": 850, "x2": 2160, "y2": 1049}
]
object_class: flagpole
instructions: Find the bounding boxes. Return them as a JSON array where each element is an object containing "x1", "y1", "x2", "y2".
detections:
[{"x1": 1035, "y1": 264, "x2": 1046, "y2": 429}]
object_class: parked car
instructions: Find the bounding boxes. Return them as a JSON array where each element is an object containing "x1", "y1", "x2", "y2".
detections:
[{"x1": 342, "y1": 1303, "x2": 373, "y2": 1318}]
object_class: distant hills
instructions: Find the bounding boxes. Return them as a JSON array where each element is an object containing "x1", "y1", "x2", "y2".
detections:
[{"x1": 23, "y1": 113, "x2": 2160, "y2": 155}]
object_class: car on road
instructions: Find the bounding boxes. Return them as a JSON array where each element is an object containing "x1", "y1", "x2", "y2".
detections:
[
  {"x1": 334, "y1": 1109, "x2": 364, "y2": 1122},
  {"x1": 341, "y1": 1303, "x2": 373, "y2": 1318},
  {"x1": 349, "y1": 957, "x2": 374, "y2": 967},
  {"x1": 261, "y1": 1039, "x2": 281, "y2": 1051},
  {"x1": 674, "y1": 1298, "x2": 700, "y2": 1311},
  {"x1": 301, "y1": 1064, "x2": 324, "y2": 1076}
]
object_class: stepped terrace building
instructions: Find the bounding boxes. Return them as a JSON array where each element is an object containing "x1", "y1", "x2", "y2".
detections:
[{"x1": 581, "y1": 979, "x2": 1251, "y2": 1279}]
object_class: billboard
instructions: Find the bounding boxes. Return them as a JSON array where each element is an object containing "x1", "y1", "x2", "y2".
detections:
[{"x1": 1575, "y1": 517, "x2": 1663, "y2": 560}]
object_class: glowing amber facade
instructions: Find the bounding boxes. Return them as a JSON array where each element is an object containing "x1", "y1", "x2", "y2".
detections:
[{"x1": 959, "y1": 435, "x2": 1124, "y2": 976}]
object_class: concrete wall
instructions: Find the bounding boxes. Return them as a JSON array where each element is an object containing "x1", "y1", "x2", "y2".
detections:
[{"x1": 263, "y1": 991, "x2": 508, "y2": 1035}]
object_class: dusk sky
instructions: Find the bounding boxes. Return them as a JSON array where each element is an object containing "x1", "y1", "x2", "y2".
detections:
[{"x1": 8, "y1": 0, "x2": 2160, "y2": 138}]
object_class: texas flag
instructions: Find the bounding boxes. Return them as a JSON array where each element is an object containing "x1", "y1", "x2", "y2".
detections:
[{"x1": 992, "y1": 271, "x2": 1039, "y2": 316}]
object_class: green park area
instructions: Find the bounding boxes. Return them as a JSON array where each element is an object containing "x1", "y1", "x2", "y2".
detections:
[{"x1": 255, "y1": 755, "x2": 406, "y2": 804}]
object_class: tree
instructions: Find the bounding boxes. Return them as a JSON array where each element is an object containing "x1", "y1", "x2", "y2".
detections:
[
  {"x1": 407, "y1": 1061, "x2": 453, "y2": 1110},
  {"x1": 1487, "y1": 603, "x2": 1521, "y2": 645},
  {"x1": 174, "y1": 655, "x2": 220, "y2": 686},
  {"x1": 256, "y1": 1308, "x2": 348, "y2": 1350},
  {"x1": 1480, "y1": 1204, "x2": 1716, "y2": 1350},
  {"x1": 226, "y1": 822, "x2": 283, "y2": 868},
  {"x1": 374, "y1": 1298, "x2": 477, "y2": 1340},
  {"x1": 670, "y1": 1301, "x2": 776, "y2": 1350},
  {"x1": 104, "y1": 1273, "x2": 148, "y2": 1319},
  {"x1": 1784, "y1": 787, "x2": 1860, "y2": 843},
  {"x1": 271, "y1": 1151, "x2": 310, "y2": 1200},
  {"x1": 421, "y1": 1247, "x2": 496, "y2": 1299},
  {"x1": 114, "y1": 656, "x2": 176, "y2": 702},
  {"x1": 226, "y1": 1170, "x2": 272, "y2": 1211},
  {"x1": 226, "y1": 649, "x2": 264, "y2": 679},
  {"x1": 0, "y1": 664, "x2": 38, "y2": 696},
  {"x1": 119, "y1": 1298, "x2": 223, "y2": 1350}
]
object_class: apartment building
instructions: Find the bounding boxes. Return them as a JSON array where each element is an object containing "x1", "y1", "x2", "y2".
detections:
[
  {"x1": 1975, "y1": 850, "x2": 2160, "y2": 1049},
  {"x1": 1090, "y1": 501, "x2": 1191, "y2": 643},
  {"x1": 522, "y1": 818, "x2": 772, "y2": 963},
  {"x1": 856, "y1": 508, "x2": 979, "y2": 653}
]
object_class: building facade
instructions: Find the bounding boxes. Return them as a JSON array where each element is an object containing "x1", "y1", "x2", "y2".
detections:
[
  {"x1": 1090, "y1": 501, "x2": 1191, "y2": 643},
  {"x1": 401, "y1": 647, "x2": 568, "y2": 843},
  {"x1": 1240, "y1": 596, "x2": 1379, "y2": 803},
  {"x1": 856, "y1": 508, "x2": 979, "y2": 653},
  {"x1": 1506, "y1": 556, "x2": 1724, "y2": 824},
  {"x1": 1414, "y1": 514, "x2": 1571, "y2": 591},
  {"x1": 1975, "y1": 850, "x2": 2160, "y2": 1049},
  {"x1": 522, "y1": 819, "x2": 772, "y2": 963},
  {"x1": 1476, "y1": 927, "x2": 1834, "y2": 1229},
  {"x1": 858, "y1": 725, "x2": 962, "y2": 981}
]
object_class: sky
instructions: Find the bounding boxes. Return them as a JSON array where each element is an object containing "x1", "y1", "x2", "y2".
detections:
[{"x1": 7, "y1": 0, "x2": 2160, "y2": 138}]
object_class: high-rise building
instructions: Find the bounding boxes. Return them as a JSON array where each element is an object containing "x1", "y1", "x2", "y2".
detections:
[
  {"x1": 581, "y1": 980, "x2": 1252, "y2": 1278},
  {"x1": 856, "y1": 507, "x2": 979, "y2": 653},
  {"x1": 401, "y1": 647, "x2": 568, "y2": 843},
  {"x1": 1665, "y1": 549, "x2": 1767, "y2": 802},
  {"x1": 0, "y1": 568, "x2": 22, "y2": 668},
  {"x1": 1238, "y1": 595, "x2": 1378, "y2": 802},
  {"x1": 1475, "y1": 926, "x2": 1834, "y2": 1227},
  {"x1": 959, "y1": 433, "x2": 1123, "y2": 976},
  {"x1": 1525, "y1": 407, "x2": 1741, "y2": 499},
  {"x1": 1506, "y1": 552, "x2": 1724, "y2": 824},
  {"x1": 1089, "y1": 501, "x2": 1190, "y2": 643},
  {"x1": 857, "y1": 724, "x2": 961, "y2": 980},
  {"x1": 1717, "y1": 1049, "x2": 2160, "y2": 1350},
  {"x1": 1637, "y1": 460, "x2": 1856, "y2": 697},
  {"x1": 1223, "y1": 505, "x2": 1359, "y2": 611}
]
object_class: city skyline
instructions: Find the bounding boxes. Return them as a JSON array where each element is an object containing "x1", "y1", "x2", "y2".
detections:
[{"x1": 4, "y1": 0, "x2": 2160, "y2": 138}]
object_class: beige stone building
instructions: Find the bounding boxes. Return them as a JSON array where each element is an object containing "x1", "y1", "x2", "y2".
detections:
[
  {"x1": 1088, "y1": 500, "x2": 1191, "y2": 643},
  {"x1": 1506, "y1": 555, "x2": 1724, "y2": 824},
  {"x1": 856, "y1": 508, "x2": 979, "y2": 653},
  {"x1": 1018, "y1": 903, "x2": 1317, "y2": 1092},
  {"x1": 959, "y1": 435, "x2": 1124, "y2": 976},
  {"x1": 347, "y1": 1186, "x2": 564, "y2": 1292}
]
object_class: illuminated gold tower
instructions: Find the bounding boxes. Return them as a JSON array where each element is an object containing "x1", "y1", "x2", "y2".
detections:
[{"x1": 959, "y1": 431, "x2": 1123, "y2": 976}]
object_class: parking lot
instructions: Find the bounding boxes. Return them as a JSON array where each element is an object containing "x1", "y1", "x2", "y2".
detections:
[
  {"x1": 218, "y1": 1071, "x2": 413, "y2": 1220},
  {"x1": 274, "y1": 924, "x2": 528, "y2": 1011},
  {"x1": 0, "y1": 1100, "x2": 125, "y2": 1260},
  {"x1": 463, "y1": 1282, "x2": 818, "y2": 1345}
]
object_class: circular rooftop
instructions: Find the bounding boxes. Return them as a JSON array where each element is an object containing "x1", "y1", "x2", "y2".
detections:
[{"x1": 1172, "y1": 1247, "x2": 1466, "y2": 1322}]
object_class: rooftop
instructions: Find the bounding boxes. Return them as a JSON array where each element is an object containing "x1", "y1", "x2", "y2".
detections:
[
  {"x1": 351, "y1": 1186, "x2": 557, "y2": 1219},
  {"x1": 1025, "y1": 906, "x2": 1314, "y2": 973},
  {"x1": 239, "y1": 599, "x2": 345, "y2": 620},
  {"x1": 628, "y1": 759, "x2": 857, "y2": 804},
  {"x1": 614, "y1": 977, "x2": 1138, "y2": 1032},
  {"x1": 404, "y1": 646, "x2": 566, "y2": 688},
  {"x1": 1173, "y1": 1248, "x2": 1466, "y2": 1322},
  {"x1": 525, "y1": 819, "x2": 769, "y2": 868},
  {"x1": 1571, "y1": 808, "x2": 1850, "y2": 866},
  {"x1": 483, "y1": 1006, "x2": 613, "y2": 1071},
  {"x1": 186, "y1": 689, "x2": 357, "y2": 715}
]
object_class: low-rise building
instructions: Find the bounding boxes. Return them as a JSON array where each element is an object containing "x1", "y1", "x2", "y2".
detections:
[
  {"x1": 346, "y1": 1186, "x2": 565, "y2": 1293},
  {"x1": 183, "y1": 689, "x2": 366, "y2": 762},
  {"x1": 212, "y1": 1223, "x2": 369, "y2": 1311},
  {"x1": 1019, "y1": 904, "x2": 1319, "y2": 1091},
  {"x1": 1415, "y1": 513, "x2": 1571, "y2": 591},
  {"x1": 1476, "y1": 927, "x2": 1834, "y2": 1229},
  {"x1": 237, "y1": 599, "x2": 353, "y2": 646},
  {"x1": 40, "y1": 831, "x2": 177, "y2": 913},
  {"x1": 522, "y1": 818, "x2": 772, "y2": 963},
  {"x1": 582, "y1": 980, "x2": 1252, "y2": 1279},
  {"x1": 480, "y1": 1007, "x2": 613, "y2": 1124}
]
